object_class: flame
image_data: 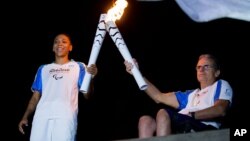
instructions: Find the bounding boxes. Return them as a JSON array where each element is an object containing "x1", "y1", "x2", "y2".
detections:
[{"x1": 106, "y1": 0, "x2": 128, "y2": 22}]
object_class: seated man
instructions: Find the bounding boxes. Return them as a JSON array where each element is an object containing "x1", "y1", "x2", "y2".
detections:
[{"x1": 124, "y1": 54, "x2": 233, "y2": 138}]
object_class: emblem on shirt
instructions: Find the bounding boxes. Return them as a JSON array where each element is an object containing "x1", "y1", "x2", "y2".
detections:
[
  {"x1": 49, "y1": 68, "x2": 70, "y2": 80},
  {"x1": 53, "y1": 74, "x2": 63, "y2": 80}
]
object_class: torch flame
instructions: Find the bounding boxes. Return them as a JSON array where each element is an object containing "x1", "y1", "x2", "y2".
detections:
[{"x1": 106, "y1": 0, "x2": 128, "y2": 22}]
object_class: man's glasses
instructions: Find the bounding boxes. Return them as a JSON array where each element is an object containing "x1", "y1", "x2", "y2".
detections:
[{"x1": 196, "y1": 65, "x2": 214, "y2": 71}]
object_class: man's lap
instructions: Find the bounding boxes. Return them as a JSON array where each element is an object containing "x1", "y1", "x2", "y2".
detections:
[{"x1": 166, "y1": 109, "x2": 217, "y2": 133}]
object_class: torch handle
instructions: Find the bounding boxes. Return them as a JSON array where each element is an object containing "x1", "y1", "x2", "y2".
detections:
[{"x1": 118, "y1": 46, "x2": 148, "y2": 90}]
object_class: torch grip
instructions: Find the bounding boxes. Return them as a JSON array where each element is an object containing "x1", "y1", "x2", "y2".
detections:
[
  {"x1": 80, "y1": 14, "x2": 107, "y2": 94},
  {"x1": 124, "y1": 54, "x2": 148, "y2": 90},
  {"x1": 106, "y1": 20, "x2": 148, "y2": 90}
]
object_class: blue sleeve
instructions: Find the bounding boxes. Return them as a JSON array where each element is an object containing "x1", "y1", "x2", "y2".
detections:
[
  {"x1": 31, "y1": 65, "x2": 44, "y2": 94},
  {"x1": 213, "y1": 79, "x2": 222, "y2": 102},
  {"x1": 214, "y1": 79, "x2": 233, "y2": 105},
  {"x1": 175, "y1": 90, "x2": 194, "y2": 110},
  {"x1": 77, "y1": 62, "x2": 86, "y2": 88}
]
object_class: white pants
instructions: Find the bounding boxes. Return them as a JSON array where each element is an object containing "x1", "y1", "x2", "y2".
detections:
[{"x1": 30, "y1": 117, "x2": 77, "y2": 141}]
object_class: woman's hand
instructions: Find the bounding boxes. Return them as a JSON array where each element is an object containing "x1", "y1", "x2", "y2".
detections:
[{"x1": 87, "y1": 64, "x2": 98, "y2": 77}]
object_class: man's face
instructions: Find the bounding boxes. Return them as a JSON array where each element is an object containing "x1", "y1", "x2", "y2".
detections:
[{"x1": 196, "y1": 57, "x2": 219, "y2": 83}]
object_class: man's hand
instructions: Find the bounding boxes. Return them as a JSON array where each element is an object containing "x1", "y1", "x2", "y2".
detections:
[{"x1": 124, "y1": 58, "x2": 138, "y2": 75}]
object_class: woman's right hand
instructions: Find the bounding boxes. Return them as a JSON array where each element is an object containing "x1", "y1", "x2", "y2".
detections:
[{"x1": 18, "y1": 119, "x2": 28, "y2": 134}]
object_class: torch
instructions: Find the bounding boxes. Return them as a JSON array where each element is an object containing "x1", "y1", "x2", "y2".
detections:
[
  {"x1": 80, "y1": 14, "x2": 107, "y2": 93},
  {"x1": 105, "y1": 0, "x2": 148, "y2": 90}
]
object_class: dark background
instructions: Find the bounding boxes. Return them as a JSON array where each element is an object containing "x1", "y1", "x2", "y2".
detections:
[{"x1": 3, "y1": 0, "x2": 249, "y2": 140}]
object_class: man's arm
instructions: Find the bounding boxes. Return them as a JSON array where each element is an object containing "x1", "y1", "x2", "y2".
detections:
[
  {"x1": 124, "y1": 59, "x2": 179, "y2": 109},
  {"x1": 144, "y1": 77, "x2": 179, "y2": 109},
  {"x1": 190, "y1": 99, "x2": 229, "y2": 120}
]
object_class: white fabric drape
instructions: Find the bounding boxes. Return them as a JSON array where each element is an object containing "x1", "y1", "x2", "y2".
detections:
[{"x1": 176, "y1": 0, "x2": 250, "y2": 22}]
